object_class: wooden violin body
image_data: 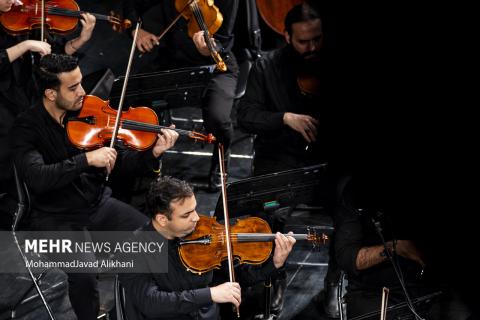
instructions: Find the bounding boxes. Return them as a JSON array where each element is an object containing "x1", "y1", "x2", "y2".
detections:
[
  {"x1": 66, "y1": 95, "x2": 215, "y2": 151},
  {"x1": 66, "y1": 95, "x2": 159, "y2": 151},
  {"x1": 0, "y1": 0, "x2": 79, "y2": 35},
  {"x1": 0, "y1": 0, "x2": 131, "y2": 35},
  {"x1": 178, "y1": 215, "x2": 328, "y2": 274},
  {"x1": 175, "y1": 0, "x2": 223, "y2": 38},
  {"x1": 179, "y1": 216, "x2": 273, "y2": 274}
]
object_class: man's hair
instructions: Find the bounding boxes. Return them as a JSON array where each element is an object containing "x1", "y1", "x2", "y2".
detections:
[
  {"x1": 285, "y1": 3, "x2": 321, "y2": 35},
  {"x1": 35, "y1": 54, "x2": 78, "y2": 94},
  {"x1": 145, "y1": 176, "x2": 194, "y2": 219}
]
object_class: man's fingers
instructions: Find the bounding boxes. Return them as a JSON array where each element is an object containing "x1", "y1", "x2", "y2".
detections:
[{"x1": 300, "y1": 129, "x2": 312, "y2": 143}]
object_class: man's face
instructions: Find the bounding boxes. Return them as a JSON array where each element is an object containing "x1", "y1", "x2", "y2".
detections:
[
  {"x1": 285, "y1": 18, "x2": 323, "y2": 58},
  {"x1": 53, "y1": 67, "x2": 85, "y2": 112},
  {"x1": 163, "y1": 195, "x2": 200, "y2": 239},
  {"x1": 0, "y1": 0, "x2": 14, "y2": 13}
]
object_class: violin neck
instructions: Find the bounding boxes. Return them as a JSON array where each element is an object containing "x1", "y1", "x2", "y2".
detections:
[
  {"x1": 236, "y1": 233, "x2": 309, "y2": 242},
  {"x1": 121, "y1": 119, "x2": 192, "y2": 137},
  {"x1": 47, "y1": 7, "x2": 110, "y2": 21}
]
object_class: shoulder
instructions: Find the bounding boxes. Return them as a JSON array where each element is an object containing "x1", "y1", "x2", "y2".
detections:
[{"x1": 253, "y1": 47, "x2": 289, "y2": 71}]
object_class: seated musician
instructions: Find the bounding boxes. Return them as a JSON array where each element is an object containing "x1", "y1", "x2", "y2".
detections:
[
  {"x1": 236, "y1": 3, "x2": 343, "y2": 316},
  {"x1": 0, "y1": 0, "x2": 95, "y2": 229},
  {"x1": 119, "y1": 176, "x2": 296, "y2": 320},
  {"x1": 9, "y1": 53, "x2": 179, "y2": 319},
  {"x1": 334, "y1": 172, "x2": 472, "y2": 319}
]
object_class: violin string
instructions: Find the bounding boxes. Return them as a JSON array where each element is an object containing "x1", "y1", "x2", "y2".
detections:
[
  {"x1": 121, "y1": 119, "x2": 195, "y2": 136},
  {"x1": 190, "y1": 2, "x2": 218, "y2": 55},
  {"x1": 191, "y1": 2, "x2": 211, "y2": 41},
  {"x1": 23, "y1": 5, "x2": 112, "y2": 22},
  {"x1": 196, "y1": 233, "x2": 309, "y2": 244}
]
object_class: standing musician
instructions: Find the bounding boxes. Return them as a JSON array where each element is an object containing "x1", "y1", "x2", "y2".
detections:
[
  {"x1": 0, "y1": 0, "x2": 95, "y2": 229},
  {"x1": 9, "y1": 53, "x2": 179, "y2": 319},
  {"x1": 119, "y1": 176, "x2": 296, "y2": 320},
  {"x1": 130, "y1": 0, "x2": 239, "y2": 191}
]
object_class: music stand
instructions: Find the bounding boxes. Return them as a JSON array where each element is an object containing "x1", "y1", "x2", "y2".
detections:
[
  {"x1": 214, "y1": 164, "x2": 330, "y2": 219},
  {"x1": 109, "y1": 65, "x2": 215, "y2": 113},
  {"x1": 213, "y1": 164, "x2": 330, "y2": 320}
]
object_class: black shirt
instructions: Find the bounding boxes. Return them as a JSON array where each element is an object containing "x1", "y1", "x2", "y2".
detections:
[
  {"x1": 237, "y1": 45, "x2": 326, "y2": 171},
  {"x1": 120, "y1": 222, "x2": 216, "y2": 320},
  {"x1": 9, "y1": 102, "x2": 160, "y2": 214},
  {"x1": 136, "y1": 0, "x2": 238, "y2": 69}
]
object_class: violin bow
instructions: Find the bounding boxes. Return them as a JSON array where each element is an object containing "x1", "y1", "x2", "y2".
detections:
[
  {"x1": 105, "y1": 20, "x2": 141, "y2": 180},
  {"x1": 41, "y1": 0, "x2": 45, "y2": 41},
  {"x1": 380, "y1": 287, "x2": 389, "y2": 320},
  {"x1": 155, "y1": 0, "x2": 195, "y2": 44},
  {"x1": 218, "y1": 143, "x2": 240, "y2": 317}
]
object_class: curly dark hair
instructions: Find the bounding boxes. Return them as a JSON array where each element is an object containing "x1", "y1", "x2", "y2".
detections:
[
  {"x1": 35, "y1": 53, "x2": 78, "y2": 95},
  {"x1": 145, "y1": 176, "x2": 194, "y2": 219}
]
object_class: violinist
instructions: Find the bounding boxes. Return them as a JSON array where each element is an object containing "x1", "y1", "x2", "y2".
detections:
[
  {"x1": 131, "y1": 0, "x2": 239, "y2": 191},
  {"x1": 237, "y1": 3, "x2": 343, "y2": 317},
  {"x1": 237, "y1": 2, "x2": 328, "y2": 176},
  {"x1": 119, "y1": 176, "x2": 296, "y2": 320},
  {"x1": 0, "y1": 0, "x2": 95, "y2": 229},
  {"x1": 9, "y1": 53, "x2": 179, "y2": 319}
]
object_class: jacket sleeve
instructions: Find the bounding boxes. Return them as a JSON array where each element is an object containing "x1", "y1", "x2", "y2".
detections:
[
  {"x1": 119, "y1": 273, "x2": 212, "y2": 318},
  {"x1": 0, "y1": 48, "x2": 12, "y2": 74},
  {"x1": 113, "y1": 146, "x2": 161, "y2": 177},
  {"x1": 334, "y1": 204, "x2": 363, "y2": 276},
  {"x1": 237, "y1": 60, "x2": 285, "y2": 135},
  {"x1": 14, "y1": 149, "x2": 90, "y2": 194}
]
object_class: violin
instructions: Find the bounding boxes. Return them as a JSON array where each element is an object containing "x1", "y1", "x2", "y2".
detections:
[
  {"x1": 0, "y1": 0, "x2": 131, "y2": 35},
  {"x1": 178, "y1": 215, "x2": 328, "y2": 274},
  {"x1": 66, "y1": 95, "x2": 216, "y2": 151},
  {"x1": 297, "y1": 53, "x2": 323, "y2": 96},
  {"x1": 156, "y1": 0, "x2": 226, "y2": 71},
  {"x1": 176, "y1": 0, "x2": 226, "y2": 71}
]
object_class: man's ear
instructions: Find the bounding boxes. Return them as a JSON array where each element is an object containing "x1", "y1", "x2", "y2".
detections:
[
  {"x1": 154, "y1": 213, "x2": 169, "y2": 227},
  {"x1": 45, "y1": 89, "x2": 57, "y2": 102},
  {"x1": 284, "y1": 31, "x2": 291, "y2": 44}
]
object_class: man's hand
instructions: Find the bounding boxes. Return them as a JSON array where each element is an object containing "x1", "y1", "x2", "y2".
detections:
[
  {"x1": 192, "y1": 31, "x2": 215, "y2": 57},
  {"x1": 395, "y1": 240, "x2": 425, "y2": 267},
  {"x1": 283, "y1": 112, "x2": 319, "y2": 143},
  {"x1": 79, "y1": 13, "x2": 96, "y2": 43},
  {"x1": 134, "y1": 28, "x2": 159, "y2": 53},
  {"x1": 210, "y1": 282, "x2": 241, "y2": 308},
  {"x1": 272, "y1": 232, "x2": 296, "y2": 268},
  {"x1": 151, "y1": 125, "x2": 179, "y2": 158},
  {"x1": 25, "y1": 40, "x2": 51, "y2": 56},
  {"x1": 85, "y1": 147, "x2": 117, "y2": 174}
]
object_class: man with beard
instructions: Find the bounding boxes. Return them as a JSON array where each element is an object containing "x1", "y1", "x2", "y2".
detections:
[
  {"x1": 120, "y1": 176, "x2": 296, "y2": 320},
  {"x1": 237, "y1": 4, "x2": 343, "y2": 317},
  {"x1": 9, "y1": 54, "x2": 179, "y2": 319},
  {"x1": 237, "y1": 3, "x2": 326, "y2": 175},
  {"x1": 0, "y1": 0, "x2": 96, "y2": 229}
]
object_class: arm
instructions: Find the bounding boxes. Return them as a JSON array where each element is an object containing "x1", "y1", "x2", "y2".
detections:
[
  {"x1": 64, "y1": 13, "x2": 96, "y2": 55},
  {"x1": 236, "y1": 61, "x2": 285, "y2": 135},
  {"x1": 113, "y1": 127, "x2": 178, "y2": 176},
  {"x1": 335, "y1": 204, "x2": 425, "y2": 274},
  {"x1": 120, "y1": 273, "x2": 241, "y2": 317},
  {"x1": 120, "y1": 273, "x2": 213, "y2": 317},
  {"x1": 14, "y1": 149, "x2": 90, "y2": 194},
  {"x1": 237, "y1": 232, "x2": 296, "y2": 287},
  {"x1": 5, "y1": 40, "x2": 51, "y2": 62}
]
